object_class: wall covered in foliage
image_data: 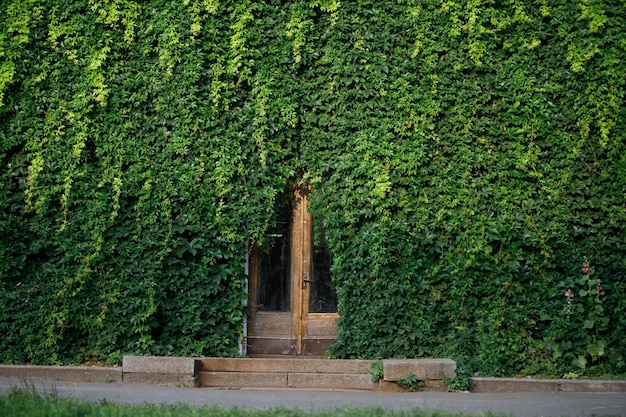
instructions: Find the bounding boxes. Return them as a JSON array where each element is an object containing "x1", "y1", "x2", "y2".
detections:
[{"x1": 1, "y1": 0, "x2": 624, "y2": 377}]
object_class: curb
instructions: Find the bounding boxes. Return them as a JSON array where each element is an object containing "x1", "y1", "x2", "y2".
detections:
[
  {"x1": 1, "y1": 362, "x2": 624, "y2": 393},
  {"x1": 471, "y1": 377, "x2": 626, "y2": 393},
  {"x1": 123, "y1": 356, "x2": 198, "y2": 387},
  {"x1": 0, "y1": 364, "x2": 122, "y2": 384}
]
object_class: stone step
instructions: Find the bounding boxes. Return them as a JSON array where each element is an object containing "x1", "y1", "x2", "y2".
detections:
[
  {"x1": 196, "y1": 358, "x2": 374, "y2": 375},
  {"x1": 121, "y1": 356, "x2": 456, "y2": 391},
  {"x1": 196, "y1": 358, "x2": 378, "y2": 390},
  {"x1": 197, "y1": 371, "x2": 378, "y2": 390}
]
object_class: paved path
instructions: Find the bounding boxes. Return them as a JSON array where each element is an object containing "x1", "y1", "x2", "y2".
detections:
[{"x1": 1, "y1": 378, "x2": 625, "y2": 417}]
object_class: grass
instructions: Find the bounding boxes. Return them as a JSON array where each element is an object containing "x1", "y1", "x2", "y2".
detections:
[{"x1": 0, "y1": 385, "x2": 499, "y2": 417}]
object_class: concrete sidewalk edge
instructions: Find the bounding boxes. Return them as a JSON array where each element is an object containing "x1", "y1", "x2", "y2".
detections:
[
  {"x1": 470, "y1": 377, "x2": 626, "y2": 393},
  {"x1": 1, "y1": 362, "x2": 624, "y2": 393},
  {"x1": 0, "y1": 364, "x2": 122, "y2": 383}
]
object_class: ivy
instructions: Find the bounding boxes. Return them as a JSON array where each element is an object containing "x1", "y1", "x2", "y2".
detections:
[{"x1": 0, "y1": 0, "x2": 625, "y2": 378}]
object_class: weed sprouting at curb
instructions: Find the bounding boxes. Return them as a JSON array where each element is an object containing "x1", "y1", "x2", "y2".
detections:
[
  {"x1": 370, "y1": 360, "x2": 384, "y2": 382},
  {"x1": 444, "y1": 375, "x2": 475, "y2": 392},
  {"x1": 396, "y1": 373, "x2": 422, "y2": 391}
]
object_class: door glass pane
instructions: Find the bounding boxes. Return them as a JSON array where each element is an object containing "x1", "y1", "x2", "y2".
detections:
[
  {"x1": 310, "y1": 222, "x2": 337, "y2": 313},
  {"x1": 258, "y1": 201, "x2": 291, "y2": 312}
]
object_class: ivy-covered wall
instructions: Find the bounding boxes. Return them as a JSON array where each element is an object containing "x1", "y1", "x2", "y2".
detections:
[{"x1": 1, "y1": 0, "x2": 624, "y2": 377}]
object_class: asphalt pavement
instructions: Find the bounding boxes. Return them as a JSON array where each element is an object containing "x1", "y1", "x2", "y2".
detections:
[{"x1": 1, "y1": 378, "x2": 625, "y2": 417}]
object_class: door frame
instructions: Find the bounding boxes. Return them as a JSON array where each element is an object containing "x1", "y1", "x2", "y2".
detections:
[{"x1": 246, "y1": 189, "x2": 338, "y2": 356}]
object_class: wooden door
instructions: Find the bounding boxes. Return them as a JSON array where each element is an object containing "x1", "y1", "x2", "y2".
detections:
[{"x1": 247, "y1": 190, "x2": 338, "y2": 356}]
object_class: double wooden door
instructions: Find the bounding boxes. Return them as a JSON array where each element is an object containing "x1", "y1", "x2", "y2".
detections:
[{"x1": 247, "y1": 190, "x2": 338, "y2": 355}]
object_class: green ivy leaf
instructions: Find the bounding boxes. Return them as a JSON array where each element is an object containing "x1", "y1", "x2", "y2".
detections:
[{"x1": 574, "y1": 355, "x2": 587, "y2": 370}]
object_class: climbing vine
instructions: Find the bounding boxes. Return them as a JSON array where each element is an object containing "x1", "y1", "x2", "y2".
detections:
[{"x1": 0, "y1": 0, "x2": 624, "y2": 377}]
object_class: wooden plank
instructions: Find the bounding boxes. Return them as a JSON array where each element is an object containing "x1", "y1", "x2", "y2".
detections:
[
  {"x1": 248, "y1": 312, "x2": 293, "y2": 337},
  {"x1": 301, "y1": 338, "x2": 335, "y2": 356},
  {"x1": 292, "y1": 191, "x2": 305, "y2": 354},
  {"x1": 247, "y1": 337, "x2": 297, "y2": 355},
  {"x1": 305, "y1": 313, "x2": 338, "y2": 337}
]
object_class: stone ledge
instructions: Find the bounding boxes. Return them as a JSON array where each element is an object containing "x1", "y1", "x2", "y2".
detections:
[
  {"x1": 288, "y1": 372, "x2": 377, "y2": 390},
  {"x1": 197, "y1": 358, "x2": 374, "y2": 374},
  {"x1": 122, "y1": 356, "x2": 197, "y2": 375},
  {"x1": 0, "y1": 365, "x2": 122, "y2": 383},
  {"x1": 471, "y1": 377, "x2": 626, "y2": 393},
  {"x1": 383, "y1": 359, "x2": 457, "y2": 382},
  {"x1": 121, "y1": 356, "x2": 198, "y2": 387},
  {"x1": 123, "y1": 372, "x2": 198, "y2": 387},
  {"x1": 198, "y1": 371, "x2": 288, "y2": 388}
]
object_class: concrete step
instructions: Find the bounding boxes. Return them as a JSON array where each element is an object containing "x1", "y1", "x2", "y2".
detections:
[
  {"x1": 198, "y1": 371, "x2": 378, "y2": 390},
  {"x1": 196, "y1": 358, "x2": 378, "y2": 390},
  {"x1": 121, "y1": 356, "x2": 456, "y2": 391},
  {"x1": 196, "y1": 358, "x2": 374, "y2": 374}
]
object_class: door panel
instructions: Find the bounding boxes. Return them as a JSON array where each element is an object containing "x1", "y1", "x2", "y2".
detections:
[
  {"x1": 305, "y1": 314, "x2": 339, "y2": 337},
  {"x1": 309, "y1": 222, "x2": 337, "y2": 313},
  {"x1": 247, "y1": 190, "x2": 338, "y2": 356},
  {"x1": 249, "y1": 312, "x2": 293, "y2": 335},
  {"x1": 256, "y1": 203, "x2": 291, "y2": 313}
]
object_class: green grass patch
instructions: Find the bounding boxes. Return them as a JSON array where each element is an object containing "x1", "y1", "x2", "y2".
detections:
[{"x1": 0, "y1": 386, "x2": 497, "y2": 417}]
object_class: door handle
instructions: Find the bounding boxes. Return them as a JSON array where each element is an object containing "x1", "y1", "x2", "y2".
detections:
[{"x1": 302, "y1": 274, "x2": 313, "y2": 289}]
